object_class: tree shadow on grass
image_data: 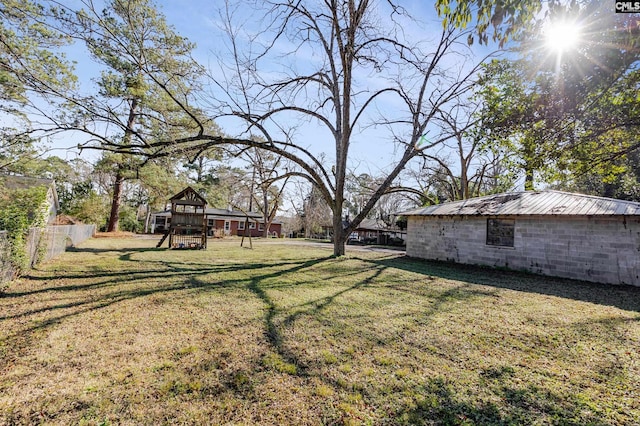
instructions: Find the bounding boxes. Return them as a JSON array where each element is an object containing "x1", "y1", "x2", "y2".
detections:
[
  {"x1": 393, "y1": 375, "x2": 612, "y2": 426},
  {"x1": 66, "y1": 246, "x2": 163, "y2": 254},
  {"x1": 4, "y1": 245, "x2": 636, "y2": 423},
  {"x1": 1, "y1": 255, "x2": 337, "y2": 324},
  {"x1": 245, "y1": 256, "x2": 340, "y2": 375},
  {"x1": 365, "y1": 255, "x2": 640, "y2": 313},
  {"x1": 243, "y1": 254, "x2": 510, "y2": 400},
  {"x1": 0, "y1": 253, "x2": 335, "y2": 371},
  {"x1": 9, "y1": 256, "x2": 320, "y2": 297}
]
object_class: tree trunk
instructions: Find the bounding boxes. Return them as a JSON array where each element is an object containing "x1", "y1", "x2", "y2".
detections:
[
  {"x1": 524, "y1": 167, "x2": 535, "y2": 191},
  {"x1": 107, "y1": 168, "x2": 124, "y2": 232},
  {"x1": 262, "y1": 190, "x2": 270, "y2": 238},
  {"x1": 460, "y1": 159, "x2": 469, "y2": 199},
  {"x1": 459, "y1": 137, "x2": 469, "y2": 200},
  {"x1": 332, "y1": 211, "x2": 346, "y2": 256},
  {"x1": 107, "y1": 97, "x2": 138, "y2": 233},
  {"x1": 144, "y1": 203, "x2": 151, "y2": 233}
]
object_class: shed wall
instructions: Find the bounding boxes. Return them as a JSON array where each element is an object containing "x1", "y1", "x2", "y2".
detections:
[{"x1": 406, "y1": 215, "x2": 640, "y2": 286}]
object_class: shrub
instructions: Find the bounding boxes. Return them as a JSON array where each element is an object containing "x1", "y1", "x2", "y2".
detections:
[
  {"x1": 68, "y1": 192, "x2": 109, "y2": 230},
  {"x1": 119, "y1": 206, "x2": 142, "y2": 233},
  {"x1": 0, "y1": 185, "x2": 49, "y2": 273}
]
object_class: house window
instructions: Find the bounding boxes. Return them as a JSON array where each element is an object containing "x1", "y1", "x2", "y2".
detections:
[
  {"x1": 486, "y1": 218, "x2": 515, "y2": 247},
  {"x1": 259, "y1": 223, "x2": 264, "y2": 231},
  {"x1": 224, "y1": 221, "x2": 230, "y2": 232},
  {"x1": 249, "y1": 222, "x2": 256, "y2": 230},
  {"x1": 238, "y1": 221, "x2": 245, "y2": 230},
  {"x1": 207, "y1": 219, "x2": 214, "y2": 226}
]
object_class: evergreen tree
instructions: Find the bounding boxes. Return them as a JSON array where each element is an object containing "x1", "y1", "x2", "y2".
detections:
[{"x1": 57, "y1": 0, "x2": 203, "y2": 231}]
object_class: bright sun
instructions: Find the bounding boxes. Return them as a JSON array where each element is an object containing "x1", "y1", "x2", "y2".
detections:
[{"x1": 545, "y1": 21, "x2": 581, "y2": 53}]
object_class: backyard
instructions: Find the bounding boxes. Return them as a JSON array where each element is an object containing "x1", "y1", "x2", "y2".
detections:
[{"x1": 0, "y1": 236, "x2": 639, "y2": 425}]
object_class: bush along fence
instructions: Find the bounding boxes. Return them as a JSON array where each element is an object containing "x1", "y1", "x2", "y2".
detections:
[
  {"x1": 0, "y1": 224, "x2": 96, "y2": 288},
  {"x1": 0, "y1": 231, "x2": 13, "y2": 286}
]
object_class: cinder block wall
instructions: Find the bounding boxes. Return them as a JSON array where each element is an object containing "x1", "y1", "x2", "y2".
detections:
[{"x1": 406, "y1": 215, "x2": 640, "y2": 286}]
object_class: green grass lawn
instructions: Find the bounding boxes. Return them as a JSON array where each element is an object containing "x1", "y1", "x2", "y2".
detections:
[{"x1": 1, "y1": 236, "x2": 639, "y2": 425}]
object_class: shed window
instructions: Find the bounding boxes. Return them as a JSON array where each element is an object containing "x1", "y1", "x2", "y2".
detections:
[{"x1": 486, "y1": 219, "x2": 514, "y2": 247}]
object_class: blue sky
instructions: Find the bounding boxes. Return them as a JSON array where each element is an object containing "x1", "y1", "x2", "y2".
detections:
[{"x1": 51, "y1": 0, "x2": 502, "y2": 179}]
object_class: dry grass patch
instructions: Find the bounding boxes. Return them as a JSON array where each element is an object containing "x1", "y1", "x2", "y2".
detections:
[{"x1": 0, "y1": 237, "x2": 639, "y2": 425}]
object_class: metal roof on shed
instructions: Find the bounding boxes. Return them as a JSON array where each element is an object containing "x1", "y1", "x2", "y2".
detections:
[{"x1": 399, "y1": 190, "x2": 640, "y2": 217}]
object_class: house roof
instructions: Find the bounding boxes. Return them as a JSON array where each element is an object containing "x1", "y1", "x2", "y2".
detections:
[
  {"x1": 1, "y1": 175, "x2": 54, "y2": 190},
  {"x1": 154, "y1": 208, "x2": 282, "y2": 224},
  {"x1": 399, "y1": 190, "x2": 640, "y2": 217},
  {"x1": 321, "y1": 218, "x2": 402, "y2": 232},
  {"x1": 169, "y1": 186, "x2": 207, "y2": 206},
  {"x1": 355, "y1": 218, "x2": 399, "y2": 231},
  {"x1": 0, "y1": 174, "x2": 59, "y2": 209},
  {"x1": 206, "y1": 208, "x2": 263, "y2": 219}
]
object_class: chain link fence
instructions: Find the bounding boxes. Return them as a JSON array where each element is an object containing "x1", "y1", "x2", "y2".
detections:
[
  {"x1": 26, "y1": 225, "x2": 96, "y2": 264},
  {"x1": 1, "y1": 224, "x2": 96, "y2": 287},
  {"x1": 0, "y1": 231, "x2": 13, "y2": 286}
]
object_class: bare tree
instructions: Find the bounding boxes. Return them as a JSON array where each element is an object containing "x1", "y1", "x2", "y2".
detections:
[
  {"x1": 287, "y1": 176, "x2": 330, "y2": 238},
  {"x1": 243, "y1": 148, "x2": 290, "y2": 237},
  {"x1": 373, "y1": 192, "x2": 414, "y2": 227},
  {"x1": 85, "y1": 1, "x2": 497, "y2": 255},
  {"x1": 301, "y1": 183, "x2": 332, "y2": 239},
  {"x1": 418, "y1": 101, "x2": 492, "y2": 201}
]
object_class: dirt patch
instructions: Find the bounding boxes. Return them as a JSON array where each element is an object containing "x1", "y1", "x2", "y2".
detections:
[
  {"x1": 53, "y1": 215, "x2": 82, "y2": 225},
  {"x1": 93, "y1": 231, "x2": 136, "y2": 238}
]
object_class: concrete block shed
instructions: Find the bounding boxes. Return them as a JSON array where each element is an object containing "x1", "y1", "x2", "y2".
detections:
[{"x1": 399, "y1": 190, "x2": 640, "y2": 286}]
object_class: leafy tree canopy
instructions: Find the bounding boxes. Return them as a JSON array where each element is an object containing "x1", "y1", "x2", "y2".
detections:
[
  {"x1": 0, "y1": 0, "x2": 76, "y2": 112},
  {"x1": 473, "y1": 0, "x2": 640, "y2": 193},
  {"x1": 436, "y1": 0, "x2": 545, "y2": 46}
]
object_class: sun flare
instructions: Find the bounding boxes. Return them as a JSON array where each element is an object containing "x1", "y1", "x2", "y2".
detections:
[{"x1": 545, "y1": 21, "x2": 581, "y2": 53}]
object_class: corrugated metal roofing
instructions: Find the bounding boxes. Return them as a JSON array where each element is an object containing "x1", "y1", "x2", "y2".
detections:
[
  {"x1": 356, "y1": 219, "x2": 390, "y2": 230},
  {"x1": 399, "y1": 190, "x2": 640, "y2": 217}
]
